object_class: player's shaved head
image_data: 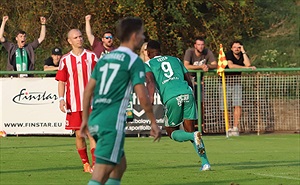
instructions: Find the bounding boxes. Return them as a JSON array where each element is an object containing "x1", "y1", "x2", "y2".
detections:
[
  {"x1": 67, "y1": 29, "x2": 81, "y2": 39},
  {"x1": 67, "y1": 29, "x2": 83, "y2": 49}
]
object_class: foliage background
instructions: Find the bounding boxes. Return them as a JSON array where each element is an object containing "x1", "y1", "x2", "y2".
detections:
[{"x1": 0, "y1": 0, "x2": 299, "y2": 70}]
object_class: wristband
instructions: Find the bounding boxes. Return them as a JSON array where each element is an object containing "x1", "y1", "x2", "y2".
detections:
[
  {"x1": 242, "y1": 52, "x2": 246, "y2": 54},
  {"x1": 58, "y1": 97, "x2": 65, "y2": 101}
]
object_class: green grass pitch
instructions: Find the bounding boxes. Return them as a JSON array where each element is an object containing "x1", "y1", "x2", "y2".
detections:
[{"x1": 0, "y1": 134, "x2": 299, "y2": 185}]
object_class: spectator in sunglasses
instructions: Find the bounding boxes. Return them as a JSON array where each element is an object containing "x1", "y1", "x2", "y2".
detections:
[{"x1": 85, "y1": 15, "x2": 115, "y2": 58}]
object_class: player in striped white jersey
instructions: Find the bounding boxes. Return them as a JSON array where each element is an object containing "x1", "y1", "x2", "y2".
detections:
[{"x1": 56, "y1": 29, "x2": 98, "y2": 173}]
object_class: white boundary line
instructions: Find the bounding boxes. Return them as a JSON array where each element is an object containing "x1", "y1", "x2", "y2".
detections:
[{"x1": 253, "y1": 173, "x2": 300, "y2": 181}]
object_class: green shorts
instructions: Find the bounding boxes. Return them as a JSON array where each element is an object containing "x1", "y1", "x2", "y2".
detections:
[
  {"x1": 164, "y1": 94, "x2": 198, "y2": 127},
  {"x1": 88, "y1": 104, "x2": 126, "y2": 164}
]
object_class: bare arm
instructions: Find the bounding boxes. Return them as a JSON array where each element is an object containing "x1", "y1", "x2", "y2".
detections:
[
  {"x1": 227, "y1": 60, "x2": 256, "y2": 70},
  {"x1": 184, "y1": 72, "x2": 193, "y2": 89},
  {"x1": 80, "y1": 78, "x2": 96, "y2": 137},
  {"x1": 184, "y1": 60, "x2": 206, "y2": 70},
  {"x1": 58, "y1": 81, "x2": 66, "y2": 113},
  {"x1": 38, "y1": 17, "x2": 46, "y2": 44},
  {"x1": 145, "y1": 72, "x2": 156, "y2": 104},
  {"x1": 240, "y1": 45, "x2": 251, "y2": 67},
  {"x1": 242, "y1": 53, "x2": 251, "y2": 67},
  {"x1": 85, "y1": 15, "x2": 95, "y2": 46},
  {"x1": 0, "y1": 16, "x2": 8, "y2": 42},
  {"x1": 207, "y1": 61, "x2": 218, "y2": 69},
  {"x1": 44, "y1": 65, "x2": 59, "y2": 71},
  {"x1": 184, "y1": 60, "x2": 210, "y2": 72},
  {"x1": 134, "y1": 83, "x2": 161, "y2": 141}
]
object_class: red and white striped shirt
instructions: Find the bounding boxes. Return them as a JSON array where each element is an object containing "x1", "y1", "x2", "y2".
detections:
[{"x1": 56, "y1": 49, "x2": 98, "y2": 112}]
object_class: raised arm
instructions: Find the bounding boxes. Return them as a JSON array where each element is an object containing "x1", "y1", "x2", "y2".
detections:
[
  {"x1": 134, "y1": 83, "x2": 161, "y2": 141},
  {"x1": 85, "y1": 15, "x2": 95, "y2": 46},
  {"x1": 240, "y1": 45, "x2": 251, "y2": 67},
  {"x1": 0, "y1": 16, "x2": 8, "y2": 42},
  {"x1": 38, "y1": 17, "x2": 46, "y2": 44}
]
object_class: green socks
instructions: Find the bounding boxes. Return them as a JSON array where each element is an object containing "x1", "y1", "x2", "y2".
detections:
[
  {"x1": 171, "y1": 130, "x2": 210, "y2": 165},
  {"x1": 193, "y1": 139, "x2": 210, "y2": 165},
  {"x1": 105, "y1": 178, "x2": 120, "y2": 185},
  {"x1": 88, "y1": 180, "x2": 102, "y2": 185},
  {"x1": 88, "y1": 178, "x2": 120, "y2": 185},
  {"x1": 171, "y1": 130, "x2": 194, "y2": 142}
]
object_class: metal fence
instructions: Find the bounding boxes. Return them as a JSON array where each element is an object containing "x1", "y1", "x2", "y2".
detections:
[
  {"x1": 194, "y1": 68, "x2": 300, "y2": 134},
  {"x1": 1, "y1": 68, "x2": 300, "y2": 135}
]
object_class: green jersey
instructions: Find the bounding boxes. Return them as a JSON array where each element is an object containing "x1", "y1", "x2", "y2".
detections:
[
  {"x1": 90, "y1": 46, "x2": 145, "y2": 116},
  {"x1": 145, "y1": 55, "x2": 193, "y2": 104}
]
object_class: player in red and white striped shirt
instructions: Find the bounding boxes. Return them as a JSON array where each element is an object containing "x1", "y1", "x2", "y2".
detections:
[{"x1": 56, "y1": 29, "x2": 97, "y2": 173}]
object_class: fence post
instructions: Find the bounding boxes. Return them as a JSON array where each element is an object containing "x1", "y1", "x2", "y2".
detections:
[{"x1": 196, "y1": 71, "x2": 202, "y2": 133}]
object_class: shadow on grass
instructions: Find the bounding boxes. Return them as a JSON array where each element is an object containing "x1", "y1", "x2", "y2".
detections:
[
  {"x1": 0, "y1": 143, "x2": 74, "y2": 150},
  {"x1": 162, "y1": 178, "x2": 255, "y2": 185},
  {"x1": 0, "y1": 165, "x2": 80, "y2": 174},
  {"x1": 141, "y1": 160, "x2": 300, "y2": 171},
  {"x1": 215, "y1": 160, "x2": 300, "y2": 169}
]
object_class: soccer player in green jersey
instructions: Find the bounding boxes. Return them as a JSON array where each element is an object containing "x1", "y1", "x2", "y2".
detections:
[
  {"x1": 80, "y1": 18, "x2": 161, "y2": 185},
  {"x1": 145, "y1": 40, "x2": 211, "y2": 171}
]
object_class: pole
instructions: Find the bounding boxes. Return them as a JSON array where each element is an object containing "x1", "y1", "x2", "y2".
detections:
[{"x1": 222, "y1": 72, "x2": 229, "y2": 138}]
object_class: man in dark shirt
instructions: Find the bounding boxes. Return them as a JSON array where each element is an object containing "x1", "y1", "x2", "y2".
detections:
[
  {"x1": 43, "y1": 47, "x2": 62, "y2": 77},
  {"x1": 222, "y1": 40, "x2": 256, "y2": 136}
]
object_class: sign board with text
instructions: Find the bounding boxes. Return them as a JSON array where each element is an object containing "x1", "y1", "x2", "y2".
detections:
[
  {"x1": 0, "y1": 78, "x2": 72, "y2": 135},
  {"x1": 0, "y1": 78, "x2": 165, "y2": 136}
]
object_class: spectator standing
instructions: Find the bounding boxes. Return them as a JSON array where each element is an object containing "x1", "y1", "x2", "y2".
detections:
[
  {"x1": 145, "y1": 40, "x2": 211, "y2": 171},
  {"x1": 223, "y1": 40, "x2": 256, "y2": 136},
  {"x1": 183, "y1": 37, "x2": 217, "y2": 98},
  {"x1": 55, "y1": 29, "x2": 97, "y2": 173},
  {"x1": 0, "y1": 15, "x2": 46, "y2": 77},
  {"x1": 183, "y1": 37, "x2": 217, "y2": 77},
  {"x1": 80, "y1": 17, "x2": 161, "y2": 185},
  {"x1": 85, "y1": 15, "x2": 115, "y2": 58},
  {"x1": 44, "y1": 47, "x2": 62, "y2": 77}
]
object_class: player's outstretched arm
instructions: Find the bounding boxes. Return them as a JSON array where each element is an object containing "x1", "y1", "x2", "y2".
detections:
[
  {"x1": 80, "y1": 78, "x2": 96, "y2": 138},
  {"x1": 134, "y1": 83, "x2": 161, "y2": 142}
]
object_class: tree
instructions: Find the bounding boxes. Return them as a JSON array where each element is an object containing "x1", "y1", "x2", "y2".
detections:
[{"x1": 0, "y1": 0, "x2": 262, "y2": 70}]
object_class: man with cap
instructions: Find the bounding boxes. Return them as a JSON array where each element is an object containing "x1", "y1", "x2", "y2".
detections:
[{"x1": 44, "y1": 47, "x2": 63, "y2": 77}]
